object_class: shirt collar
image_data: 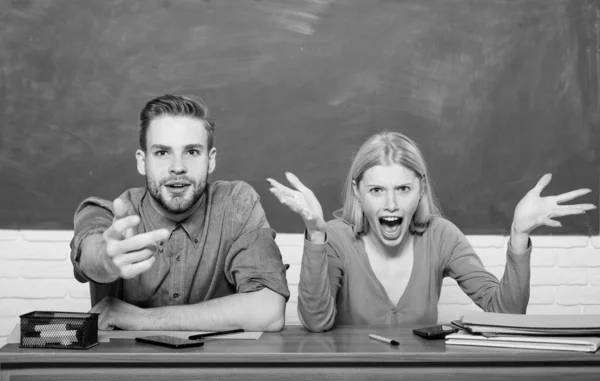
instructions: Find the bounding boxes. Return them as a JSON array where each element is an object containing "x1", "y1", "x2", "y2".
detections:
[{"x1": 141, "y1": 188, "x2": 208, "y2": 243}]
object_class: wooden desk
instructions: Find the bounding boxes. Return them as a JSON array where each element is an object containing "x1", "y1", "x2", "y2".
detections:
[{"x1": 1, "y1": 326, "x2": 599, "y2": 380}]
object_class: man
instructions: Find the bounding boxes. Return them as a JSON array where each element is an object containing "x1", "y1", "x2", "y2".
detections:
[{"x1": 70, "y1": 94, "x2": 289, "y2": 331}]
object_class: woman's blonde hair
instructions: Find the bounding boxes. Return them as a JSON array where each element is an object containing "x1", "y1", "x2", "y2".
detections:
[{"x1": 334, "y1": 131, "x2": 442, "y2": 236}]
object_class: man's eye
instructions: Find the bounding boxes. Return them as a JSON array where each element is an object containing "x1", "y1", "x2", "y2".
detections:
[
  {"x1": 187, "y1": 149, "x2": 200, "y2": 156},
  {"x1": 155, "y1": 151, "x2": 167, "y2": 157},
  {"x1": 369, "y1": 188, "x2": 382, "y2": 194},
  {"x1": 399, "y1": 186, "x2": 411, "y2": 192}
]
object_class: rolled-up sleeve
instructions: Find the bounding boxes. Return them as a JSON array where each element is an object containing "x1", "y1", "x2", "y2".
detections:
[
  {"x1": 70, "y1": 197, "x2": 114, "y2": 283},
  {"x1": 224, "y1": 184, "x2": 290, "y2": 300}
]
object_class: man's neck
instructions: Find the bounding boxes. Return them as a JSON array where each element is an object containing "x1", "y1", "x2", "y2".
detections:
[{"x1": 148, "y1": 193, "x2": 204, "y2": 223}]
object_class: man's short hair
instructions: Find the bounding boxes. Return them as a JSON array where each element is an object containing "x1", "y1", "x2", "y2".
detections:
[{"x1": 139, "y1": 94, "x2": 216, "y2": 151}]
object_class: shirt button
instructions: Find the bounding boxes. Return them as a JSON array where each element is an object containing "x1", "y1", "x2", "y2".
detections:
[
  {"x1": 194, "y1": 238, "x2": 199, "y2": 244},
  {"x1": 391, "y1": 308, "x2": 397, "y2": 314},
  {"x1": 175, "y1": 255, "x2": 181, "y2": 262},
  {"x1": 173, "y1": 293, "x2": 180, "y2": 299},
  {"x1": 160, "y1": 241, "x2": 164, "y2": 246}
]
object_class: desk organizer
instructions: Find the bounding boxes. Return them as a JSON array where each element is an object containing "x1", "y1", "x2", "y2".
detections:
[{"x1": 19, "y1": 311, "x2": 99, "y2": 349}]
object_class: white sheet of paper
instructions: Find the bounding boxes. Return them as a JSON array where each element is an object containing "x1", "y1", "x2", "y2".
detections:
[{"x1": 99, "y1": 330, "x2": 262, "y2": 342}]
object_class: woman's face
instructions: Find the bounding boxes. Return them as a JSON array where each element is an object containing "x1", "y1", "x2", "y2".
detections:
[{"x1": 354, "y1": 164, "x2": 422, "y2": 249}]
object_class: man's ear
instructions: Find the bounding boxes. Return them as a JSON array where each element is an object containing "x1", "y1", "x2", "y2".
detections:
[
  {"x1": 136, "y1": 149, "x2": 146, "y2": 176},
  {"x1": 352, "y1": 180, "x2": 360, "y2": 202},
  {"x1": 208, "y1": 147, "x2": 217, "y2": 175}
]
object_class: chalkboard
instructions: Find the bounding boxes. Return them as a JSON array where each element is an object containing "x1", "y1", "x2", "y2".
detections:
[{"x1": 0, "y1": 0, "x2": 598, "y2": 234}]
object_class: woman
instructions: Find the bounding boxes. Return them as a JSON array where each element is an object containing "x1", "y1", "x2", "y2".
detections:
[{"x1": 267, "y1": 132, "x2": 595, "y2": 332}]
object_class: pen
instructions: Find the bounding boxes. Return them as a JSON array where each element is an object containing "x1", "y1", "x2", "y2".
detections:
[
  {"x1": 188, "y1": 328, "x2": 245, "y2": 340},
  {"x1": 369, "y1": 334, "x2": 400, "y2": 346}
]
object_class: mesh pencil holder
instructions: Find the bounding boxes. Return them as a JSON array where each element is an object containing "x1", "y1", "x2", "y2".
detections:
[{"x1": 20, "y1": 311, "x2": 99, "y2": 349}]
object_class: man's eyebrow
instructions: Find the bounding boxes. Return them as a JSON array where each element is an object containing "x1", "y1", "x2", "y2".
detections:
[
  {"x1": 150, "y1": 144, "x2": 171, "y2": 151},
  {"x1": 184, "y1": 144, "x2": 204, "y2": 150}
]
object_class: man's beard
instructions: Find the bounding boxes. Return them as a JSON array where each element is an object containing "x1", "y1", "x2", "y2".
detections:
[{"x1": 146, "y1": 175, "x2": 207, "y2": 214}]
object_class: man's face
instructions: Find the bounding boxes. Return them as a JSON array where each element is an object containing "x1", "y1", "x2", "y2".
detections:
[{"x1": 136, "y1": 115, "x2": 216, "y2": 215}]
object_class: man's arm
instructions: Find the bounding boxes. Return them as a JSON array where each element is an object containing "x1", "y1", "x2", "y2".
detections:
[
  {"x1": 92, "y1": 288, "x2": 285, "y2": 332},
  {"x1": 75, "y1": 198, "x2": 169, "y2": 284}
]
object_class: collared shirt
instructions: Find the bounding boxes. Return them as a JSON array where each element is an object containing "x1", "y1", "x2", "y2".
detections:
[
  {"x1": 298, "y1": 217, "x2": 531, "y2": 331},
  {"x1": 70, "y1": 181, "x2": 290, "y2": 307}
]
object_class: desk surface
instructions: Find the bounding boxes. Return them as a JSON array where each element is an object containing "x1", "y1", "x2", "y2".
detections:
[
  {"x1": 2, "y1": 325, "x2": 600, "y2": 363},
  {"x1": 2, "y1": 326, "x2": 600, "y2": 381}
]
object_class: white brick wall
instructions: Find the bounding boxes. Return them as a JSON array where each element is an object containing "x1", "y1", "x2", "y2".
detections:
[{"x1": 1, "y1": 230, "x2": 600, "y2": 348}]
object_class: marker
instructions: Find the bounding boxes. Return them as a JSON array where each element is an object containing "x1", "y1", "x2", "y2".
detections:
[
  {"x1": 188, "y1": 328, "x2": 245, "y2": 340},
  {"x1": 369, "y1": 334, "x2": 400, "y2": 346}
]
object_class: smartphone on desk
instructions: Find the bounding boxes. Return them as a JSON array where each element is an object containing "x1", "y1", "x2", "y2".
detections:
[
  {"x1": 413, "y1": 325, "x2": 457, "y2": 340},
  {"x1": 135, "y1": 335, "x2": 205, "y2": 349}
]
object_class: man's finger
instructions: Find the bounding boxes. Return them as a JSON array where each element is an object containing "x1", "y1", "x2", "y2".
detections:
[
  {"x1": 115, "y1": 229, "x2": 169, "y2": 253},
  {"x1": 112, "y1": 248, "x2": 156, "y2": 268},
  {"x1": 121, "y1": 256, "x2": 156, "y2": 279},
  {"x1": 113, "y1": 198, "x2": 136, "y2": 239},
  {"x1": 533, "y1": 173, "x2": 552, "y2": 195},
  {"x1": 555, "y1": 189, "x2": 592, "y2": 204},
  {"x1": 267, "y1": 178, "x2": 296, "y2": 198},
  {"x1": 105, "y1": 215, "x2": 141, "y2": 240}
]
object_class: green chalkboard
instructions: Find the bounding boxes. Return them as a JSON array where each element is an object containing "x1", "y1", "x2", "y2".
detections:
[{"x1": 0, "y1": 0, "x2": 598, "y2": 234}]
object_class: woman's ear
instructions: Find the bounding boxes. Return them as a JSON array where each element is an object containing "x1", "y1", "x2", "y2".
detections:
[{"x1": 352, "y1": 180, "x2": 360, "y2": 202}]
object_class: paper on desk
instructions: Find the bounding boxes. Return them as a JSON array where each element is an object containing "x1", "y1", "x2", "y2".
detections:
[
  {"x1": 6, "y1": 325, "x2": 262, "y2": 344},
  {"x1": 99, "y1": 330, "x2": 262, "y2": 342}
]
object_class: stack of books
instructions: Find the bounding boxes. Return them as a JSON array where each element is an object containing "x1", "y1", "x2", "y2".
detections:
[{"x1": 446, "y1": 312, "x2": 600, "y2": 353}]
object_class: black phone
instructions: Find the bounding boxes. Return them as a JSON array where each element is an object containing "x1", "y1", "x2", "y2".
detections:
[
  {"x1": 413, "y1": 325, "x2": 457, "y2": 340},
  {"x1": 135, "y1": 335, "x2": 205, "y2": 349}
]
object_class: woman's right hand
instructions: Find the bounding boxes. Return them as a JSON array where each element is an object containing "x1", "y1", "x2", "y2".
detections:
[{"x1": 267, "y1": 172, "x2": 327, "y2": 242}]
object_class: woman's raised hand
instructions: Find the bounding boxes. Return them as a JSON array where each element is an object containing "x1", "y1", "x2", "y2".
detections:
[
  {"x1": 512, "y1": 173, "x2": 596, "y2": 235},
  {"x1": 267, "y1": 172, "x2": 327, "y2": 239}
]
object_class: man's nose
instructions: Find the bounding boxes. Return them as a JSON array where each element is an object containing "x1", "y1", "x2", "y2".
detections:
[{"x1": 169, "y1": 155, "x2": 187, "y2": 174}]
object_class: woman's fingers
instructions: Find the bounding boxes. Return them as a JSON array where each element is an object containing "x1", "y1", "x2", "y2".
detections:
[
  {"x1": 555, "y1": 188, "x2": 592, "y2": 204},
  {"x1": 266, "y1": 178, "x2": 296, "y2": 198},
  {"x1": 532, "y1": 173, "x2": 552, "y2": 195}
]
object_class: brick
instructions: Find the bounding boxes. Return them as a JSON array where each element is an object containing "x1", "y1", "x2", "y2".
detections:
[
  {"x1": 557, "y1": 248, "x2": 600, "y2": 267},
  {"x1": 287, "y1": 265, "x2": 301, "y2": 285},
  {"x1": 442, "y1": 278, "x2": 458, "y2": 287},
  {"x1": 526, "y1": 305, "x2": 582, "y2": 315},
  {"x1": 0, "y1": 299, "x2": 22, "y2": 317},
  {"x1": 589, "y1": 268, "x2": 600, "y2": 286},
  {"x1": 275, "y1": 233, "x2": 303, "y2": 247},
  {"x1": 68, "y1": 282, "x2": 91, "y2": 299},
  {"x1": 285, "y1": 302, "x2": 301, "y2": 325},
  {"x1": 0, "y1": 239, "x2": 69, "y2": 260},
  {"x1": 288, "y1": 285, "x2": 299, "y2": 304},
  {"x1": 528, "y1": 286, "x2": 555, "y2": 304},
  {"x1": 17, "y1": 298, "x2": 91, "y2": 313},
  {"x1": 0, "y1": 317, "x2": 18, "y2": 336},
  {"x1": 467, "y1": 236, "x2": 506, "y2": 248},
  {"x1": 0, "y1": 230, "x2": 20, "y2": 240},
  {"x1": 437, "y1": 304, "x2": 481, "y2": 324},
  {"x1": 279, "y1": 245, "x2": 303, "y2": 266},
  {"x1": 530, "y1": 268, "x2": 587, "y2": 286},
  {"x1": 582, "y1": 306, "x2": 600, "y2": 314},
  {"x1": 555, "y1": 286, "x2": 600, "y2": 305},
  {"x1": 0, "y1": 260, "x2": 74, "y2": 279},
  {"x1": 20, "y1": 230, "x2": 74, "y2": 242},
  {"x1": 529, "y1": 248, "x2": 557, "y2": 267},
  {"x1": 438, "y1": 286, "x2": 474, "y2": 305},
  {"x1": 0, "y1": 279, "x2": 67, "y2": 298},
  {"x1": 532, "y1": 236, "x2": 589, "y2": 248}
]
